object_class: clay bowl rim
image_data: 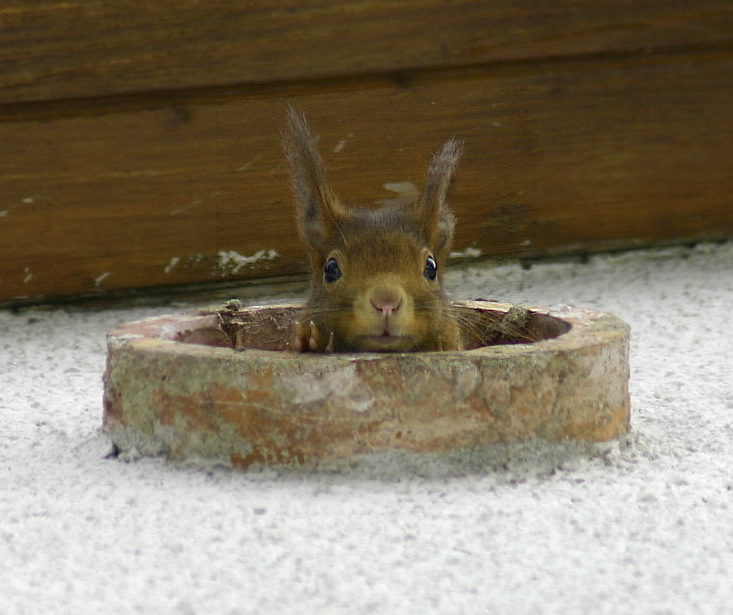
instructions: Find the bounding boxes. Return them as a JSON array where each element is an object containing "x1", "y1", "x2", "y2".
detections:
[{"x1": 107, "y1": 300, "x2": 624, "y2": 361}]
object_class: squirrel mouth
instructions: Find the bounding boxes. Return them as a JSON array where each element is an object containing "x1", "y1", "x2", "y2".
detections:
[{"x1": 354, "y1": 333, "x2": 415, "y2": 351}]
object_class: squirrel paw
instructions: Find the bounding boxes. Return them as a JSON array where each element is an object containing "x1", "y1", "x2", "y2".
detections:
[{"x1": 293, "y1": 321, "x2": 334, "y2": 353}]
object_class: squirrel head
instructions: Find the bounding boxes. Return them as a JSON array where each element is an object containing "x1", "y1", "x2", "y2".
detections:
[{"x1": 283, "y1": 107, "x2": 462, "y2": 352}]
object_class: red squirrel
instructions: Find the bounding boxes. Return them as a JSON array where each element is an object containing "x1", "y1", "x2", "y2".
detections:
[{"x1": 283, "y1": 107, "x2": 463, "y2": 352}]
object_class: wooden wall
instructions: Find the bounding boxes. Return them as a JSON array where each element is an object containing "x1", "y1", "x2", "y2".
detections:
[{"x1": 2, "y1": 1, "x2": 732, "y2": 306}]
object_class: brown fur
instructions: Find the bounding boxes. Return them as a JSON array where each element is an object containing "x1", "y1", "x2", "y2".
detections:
[{"x1": 283, "y1": 107, "x2": 463, "y2": 352}]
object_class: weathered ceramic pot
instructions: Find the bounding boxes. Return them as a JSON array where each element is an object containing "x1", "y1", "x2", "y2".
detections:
[{"x1": 102, "y1": 301, "x2": 630, "y2": 468}]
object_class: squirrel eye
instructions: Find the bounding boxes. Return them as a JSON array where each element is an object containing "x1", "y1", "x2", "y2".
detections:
[
  {"x1": 423, "y1": 255, "x2": 438, "y2": 281},
  {"x1": 324, "y1": 257, "x2": 342, "y2": 283}
]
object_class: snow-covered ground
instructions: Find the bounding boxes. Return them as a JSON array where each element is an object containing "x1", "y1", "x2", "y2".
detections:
[{"x1": 1, "y1": 242, "x2": 731, "y2": 615}]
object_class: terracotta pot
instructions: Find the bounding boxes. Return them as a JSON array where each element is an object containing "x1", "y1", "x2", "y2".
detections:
[{"x1": 103, "y1": 301, "x2": 630, "y2": 468}]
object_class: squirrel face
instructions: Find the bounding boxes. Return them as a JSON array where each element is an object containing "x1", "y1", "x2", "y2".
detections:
[{"x1": 283, "y1": 107, "x2": 463, "y2": 352}]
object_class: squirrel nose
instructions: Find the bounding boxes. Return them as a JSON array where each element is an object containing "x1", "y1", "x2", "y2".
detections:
[{"x1": 370, "y1": 287, "x2": 403, "y2": 319}]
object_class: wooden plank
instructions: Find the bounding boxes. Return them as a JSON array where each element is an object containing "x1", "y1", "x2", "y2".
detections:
[
  {"x1": 1, "y1": 50, "x2": 733, "y2": 305},
  {"x1": 1, "y1": 0, "x2": 732, "y2": 104}
]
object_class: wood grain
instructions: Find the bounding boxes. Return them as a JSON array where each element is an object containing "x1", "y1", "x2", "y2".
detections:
[
  {"x1": 2, "y1": 50, "x2": 732, "y2": 304},
  {"x1": 1, "y1": 0, "x2": 732, "y2": 104}
]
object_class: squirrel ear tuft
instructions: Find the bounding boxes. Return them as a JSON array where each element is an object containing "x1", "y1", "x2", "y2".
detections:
[
  {"x1": 418, "y1": 138, "x2": 462, "y2": 256},
  {"x1": 282, "y1": 106, "x2": 346, "y2": 250}
]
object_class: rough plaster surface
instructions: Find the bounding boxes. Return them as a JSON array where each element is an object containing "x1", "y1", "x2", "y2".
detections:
[{"x1": 1, "y1": 242, "x2": 732, "y2": 614}]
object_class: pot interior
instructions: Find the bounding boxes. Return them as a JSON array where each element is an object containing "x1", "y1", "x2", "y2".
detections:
[{"x1": 168, "y1": 303, "x2": 571, "y2": 352}]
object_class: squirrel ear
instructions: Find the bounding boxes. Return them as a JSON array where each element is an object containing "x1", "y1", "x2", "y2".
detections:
[
  {"x1": 282, "y1": 106, "x2": 346, "y2": 249},
  {"x1": 418, "y1": 138, "x2": 461, "y2": 256}
]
